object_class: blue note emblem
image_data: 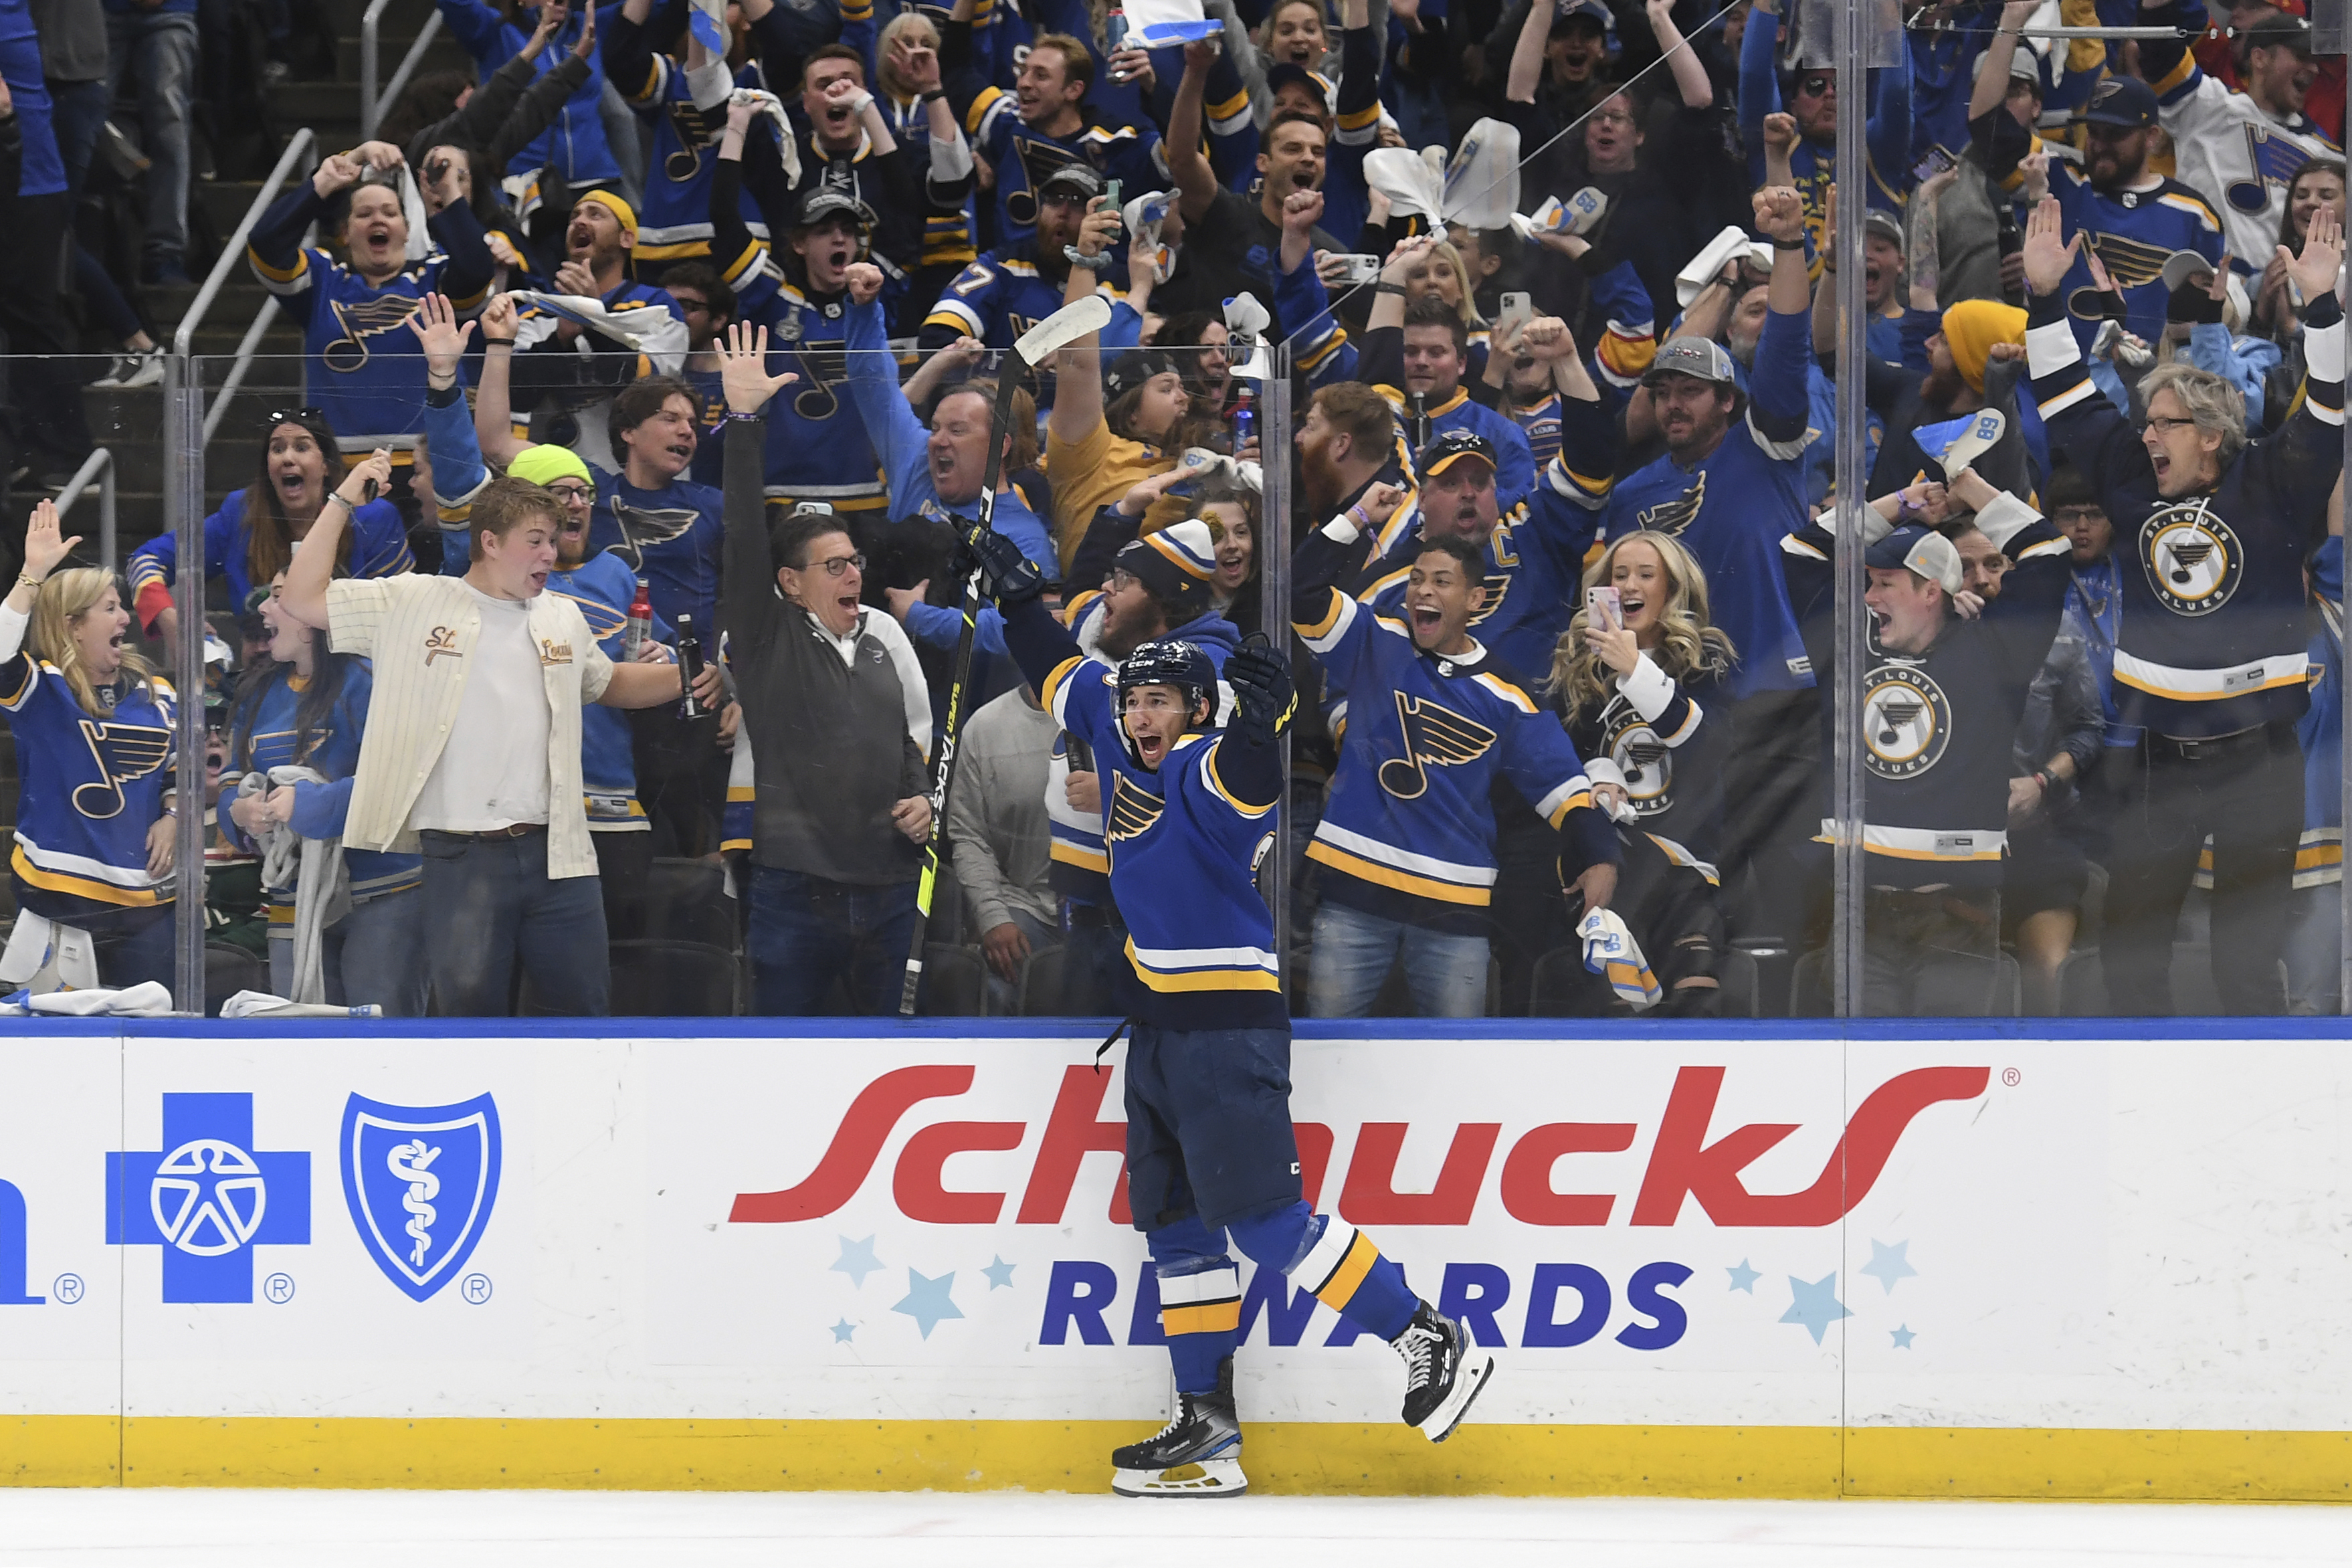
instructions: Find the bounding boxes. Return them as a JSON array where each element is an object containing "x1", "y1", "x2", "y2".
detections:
[{"x1": 340, "y1": 1094, "x2": 502, "y2": 1302}]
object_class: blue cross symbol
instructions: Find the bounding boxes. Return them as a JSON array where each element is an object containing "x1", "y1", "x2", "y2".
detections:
[{"x1": 107, "y1": 1094, "x2": 310, "y2": 1304}]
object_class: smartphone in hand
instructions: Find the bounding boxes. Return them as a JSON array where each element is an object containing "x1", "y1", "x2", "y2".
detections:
[{"x1": 1587, "y1": 585, "x2": 1622, "y2": 632}]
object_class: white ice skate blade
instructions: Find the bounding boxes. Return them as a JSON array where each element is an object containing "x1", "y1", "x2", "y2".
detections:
[
  {"x1": 1417, "y1": 1349, "x2": 1495, "y2": 1444},
  {"x1": 1111, "y1": 1457, "x2": 1250, "y2": 1498}
]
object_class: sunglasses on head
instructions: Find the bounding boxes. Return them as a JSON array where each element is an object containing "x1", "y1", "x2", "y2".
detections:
[{"x1": 264, "y1": 407, "x2": 327, "y2": 429}]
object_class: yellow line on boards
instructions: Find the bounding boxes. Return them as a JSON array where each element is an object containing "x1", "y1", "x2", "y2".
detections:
[{"x1": 0, "y1": 1418, "x2": 2342, "y2": 1500}]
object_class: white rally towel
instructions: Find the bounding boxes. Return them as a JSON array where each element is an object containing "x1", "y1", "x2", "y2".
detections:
[
  {"x1": 1363, "y1": 146, "x2": 1443, "y2": 223},
  {"x1": 21, "y1": 980, "x2": 173, "y2": 1016},
  {"x1": 510, "y1": 291, "x2": 692, "y2": 375},
  {"x1": 220, "y1": 989, "x2": 385, "y2": 1020},
  {"x1": 241, "y1": 766, "x2": 350, "y2": 1005},
  {"x1": 1440, "y1": 118, "x2": 1520, "y2": 231},
  {"x1": 1126, "y1": 0, "x2": 1225, "y2": 49},
  {"x1": 1579, "y1": 908, "x2": 1662, "y2": 1009},
  {"x1": 728, "y1": 88, "x2": 803, "y2": 187}
]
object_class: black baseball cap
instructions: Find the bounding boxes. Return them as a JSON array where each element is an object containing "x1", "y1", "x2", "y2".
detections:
[
  {"x1": 1266, "y1": 62, "x2": 1321, "y2": 100},
  {"x1": 1037, "y1": 163, "x2": 1104, "y2": 202},
  {"x1": 793, "y1": 188, "x2": 862, "y2": 229},
  {"x1": 1104, "y1": 349, "x2": 1183, "y2": 405},
  {"x1": 1417, "y1": 428, "x2": 1497, "y2": 478},
  {"x1": 2076, "y1": 74, "x2": 2159, "y2": 130},
  {"x1": 2243, "y1": 11, "x2": 2314, "y2": 55}
]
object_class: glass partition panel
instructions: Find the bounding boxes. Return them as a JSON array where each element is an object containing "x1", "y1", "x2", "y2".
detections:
[{"x1": 183, "y1": 338, "x2": 1265, "y2": 1021}]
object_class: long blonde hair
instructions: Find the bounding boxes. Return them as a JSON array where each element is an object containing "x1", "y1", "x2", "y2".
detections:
[
  {"x1": 1549, "y1": 532, "x2": 1735, "y2": 719},
  {"x1": 1413, "y1": 239, "x2": 1486, "y2": 330},
  {"x1": 29, "y1": 568, "x2": 159, "y2": 716}
]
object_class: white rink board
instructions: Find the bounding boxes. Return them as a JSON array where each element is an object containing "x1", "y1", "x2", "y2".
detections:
[{"x1": 0, "y1": 1018, "x2": 2341, "y2": 1438}]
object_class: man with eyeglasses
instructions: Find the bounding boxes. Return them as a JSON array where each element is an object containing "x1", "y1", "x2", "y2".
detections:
[
  {"x1": 2043, "y1": 74, "x2": 2226, "y2": 352},
  {"x1": 716, "y1": 324, "x2": 937, "y2": 1016},
  {"x1": 1739, "y1": 0, "x2": 1913, "y2": 241},
  {"x1": 2022, "y1": 194, "x2": 2345, "y2": 1015}
]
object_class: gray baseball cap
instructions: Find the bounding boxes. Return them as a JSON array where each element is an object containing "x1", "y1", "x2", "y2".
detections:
[{"x1": 1640, "y1": 336, "x2": 1738, "y2": 389}]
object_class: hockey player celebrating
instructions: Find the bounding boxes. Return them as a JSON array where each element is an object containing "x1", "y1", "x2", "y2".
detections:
[{"x1": 962, "y1": 521, "x2": 1494, "y2": 1497}]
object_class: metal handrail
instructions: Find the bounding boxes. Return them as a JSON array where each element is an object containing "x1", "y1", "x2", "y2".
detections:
[
  {"x1": 50, "y1": 448, "x2": 114, "y2": 577},
  {"x1": 203, "y1": 305, "x2": 285, "y2": 444},
  {"x1": 361, "y1": 1, "x2": 447, "y2": 142},
  {"x1": 171, "y1": 126, "x2": 316, "y2": 359}
]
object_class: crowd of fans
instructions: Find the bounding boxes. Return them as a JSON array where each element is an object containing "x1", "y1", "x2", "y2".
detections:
[{"x1": 0, "y1": 0, "x2": 2344, "y2": 1020}]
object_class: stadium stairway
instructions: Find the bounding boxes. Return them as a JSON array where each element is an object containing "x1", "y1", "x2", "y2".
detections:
[{"x1": 47, "y1": 0, "x2": 462, "y2": 567}]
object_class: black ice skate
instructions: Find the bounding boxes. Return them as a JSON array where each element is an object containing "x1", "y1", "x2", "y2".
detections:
[
  {"x1": 1110, "y1": 1357, "x2": 1248, "y2": 1498},
  {"x1": 1391, "y1": 1302, "x2": 1494, "y2": 1442}
]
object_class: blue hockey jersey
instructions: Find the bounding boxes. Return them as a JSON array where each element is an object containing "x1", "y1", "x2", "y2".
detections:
[
  {"x1": 127, "y1": 489, "x2": 414, "y2": 635},
  {"x1": 0, "y1": 658, "x2": 176, "y2": 920},
  {"x1": 1296, "y1": 555, "x2": 1616, "y2": 934},
  {"x1": 589, "y1": 466, "x2": 725, "y2": 640},
  {"x1": 1377, "y1": 383, "x2": 1537, "y2": 514},
  {"x1": 1355, "y1": 449, "x2": 1614, "y2": 682},
  {"x1": 920, "y1": 242, "x2": 1124, "y2": 354},
  {"x1": 997, "y1": 598, "x2": 1285, "y2": 1029},
  {"x1": 844, "y1": 296, "x2": 1059, "y2": 580},
  {"x1": 740, "y1": 278, "x2": 890, "y2": 514},
  {"x1": 607, "y1": 27, "x2": 769, "y2": 267},
  {"x1": 549, "y1": 551, "x2": 674, "y2": 831},
  {"x1": 246, "y1": 183, "x2": 496, "y2": 453},
  {"x1": 2047, "y1": 157, "x2": 2225, "y2": 351},
  {"x1": 955, "y1": 92, "x2": 1167, "y2": 249},
  {"x1": 219, "y1": 660, "x2": 421, "y2": 926},
  {"x1": 1601, "y1": 304, "x2": 1817, "y2": 702}
]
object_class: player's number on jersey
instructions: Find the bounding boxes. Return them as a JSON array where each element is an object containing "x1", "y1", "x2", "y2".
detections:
[{"x1": 951, "y1": 264, "x2": 996, "y2": 297}]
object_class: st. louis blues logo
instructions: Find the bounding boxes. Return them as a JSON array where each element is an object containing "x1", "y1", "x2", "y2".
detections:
[
  {"x1": 340, "y1": 1093, "x2": 501, "y2": 1302},
  {"x1": 2139, "y1": 502, "x2": 2242, "y2": 616},
  {"x1": 1862, "y1": 663, "x2": 1951, "y2": 779}
]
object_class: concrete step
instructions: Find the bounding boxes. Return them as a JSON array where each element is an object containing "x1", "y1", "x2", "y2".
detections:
[
  {"x1": 269, "y1": 83, "x2": 365, "y2": 140},
  {"x1": 334, "y1": 33, "x2": 475, "y2": 86}
]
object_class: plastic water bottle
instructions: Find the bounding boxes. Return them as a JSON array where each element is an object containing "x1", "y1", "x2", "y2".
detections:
[
  {"x1": 676, "y1": 613, "x2": 710, "y2": 720},
  {"x1": 623, "y1": 577, "x2": 653, "y2": 662},
  {"x1": 1231, "y1": 388, "x2": 1255, "y2": 454}
]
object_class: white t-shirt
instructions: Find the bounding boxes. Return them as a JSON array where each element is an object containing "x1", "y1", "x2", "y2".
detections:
[{"x1": 409, "y1": 586, "x2": 554, "y2": 831}]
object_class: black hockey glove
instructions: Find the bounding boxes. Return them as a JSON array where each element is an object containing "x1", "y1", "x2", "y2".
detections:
[
  {"x1": 960, "y1": 523, "x2": 1045, "y2": 609},
  {"x1": 1226, "y1": 641, "x2": 1296, "y2": 745}
]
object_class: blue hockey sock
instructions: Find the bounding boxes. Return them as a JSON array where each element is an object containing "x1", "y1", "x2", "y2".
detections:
[
  {"x1": 1148, "y1": 1217, "x2": 1241, "y2": 1395},
  {"x1": 1228, "y1": 1203, "x2": 1418, "y2": 1343}
]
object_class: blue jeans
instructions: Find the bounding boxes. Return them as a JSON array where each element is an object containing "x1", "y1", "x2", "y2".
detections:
[
  {"x1": 46, "y1": 75, "x2": 144, "y2": 342},
  {"x1": 747, "y1": 866, "x2": 916, "y2": 1015},
  {"x1": 1306, "y1": 900, "x2": 1490, "y2": 1018},
  {"x1": 268, "y1": 886, "x2": 427, "y2": 1017},
  {"x1": 420, "y1": 831, "x2": 608, "y2": 1016},
  {"x1": 104, "y1": 9, "x2": 197, "y2": 267}
]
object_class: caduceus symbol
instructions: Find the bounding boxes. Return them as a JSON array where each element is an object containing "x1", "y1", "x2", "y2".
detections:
[
  {"x1": 2166, "y1": 537, "x2": 2216, "y2": 586},
  {"x1": 387, "y1": 1139, "x2": 442, "y2": 1269}
]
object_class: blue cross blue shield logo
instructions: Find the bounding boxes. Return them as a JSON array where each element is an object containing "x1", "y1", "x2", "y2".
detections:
[{"x1": 340, "y1": 1094, "x2": 501, "y2": 1303}]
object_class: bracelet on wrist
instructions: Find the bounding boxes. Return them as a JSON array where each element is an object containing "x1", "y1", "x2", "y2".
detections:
[
  {"x1": 1063, "y1": 245, "x2": 1113, "y2": 272},
  {"x1": 1771, "y1": 237, "x2": 1806, "y2": 252},
  {"x1": 920, "y1": 89, "x2": 947, "y2": 102},
  {"x1": 1374, "y1": 280, "x2": 1407, "y2": 296},
  {"x1": 481, "y1": 336, "x2": 516, "y2": 347},
  {"x1": 324, "y1": 492, "x2": 356, "y2": 512}
]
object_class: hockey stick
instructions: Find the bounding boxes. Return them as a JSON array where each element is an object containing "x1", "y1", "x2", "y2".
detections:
[{"x1": 898, "y1": 294, "x2": 1114, "y2": 1017}]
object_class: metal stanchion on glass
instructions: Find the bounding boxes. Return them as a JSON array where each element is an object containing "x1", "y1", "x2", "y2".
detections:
[
  {"x1": 166, "y1": 355, "x2": 208, "y2": 1015},
  {"x1": 2315, "y1": 0, "x2": 2351, "y2": 1017},
  {"x1": 1260, "y1": 347, "x2": 1295, "y2": 997},
  {"x1": 1803, "y1": 0, "x2": 1898, "y2": 1014}
]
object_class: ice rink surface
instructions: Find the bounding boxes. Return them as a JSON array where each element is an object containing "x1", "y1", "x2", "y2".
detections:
[{"x1": 0, "y1": 1490, "x2": 2341, "y2": 1567}]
